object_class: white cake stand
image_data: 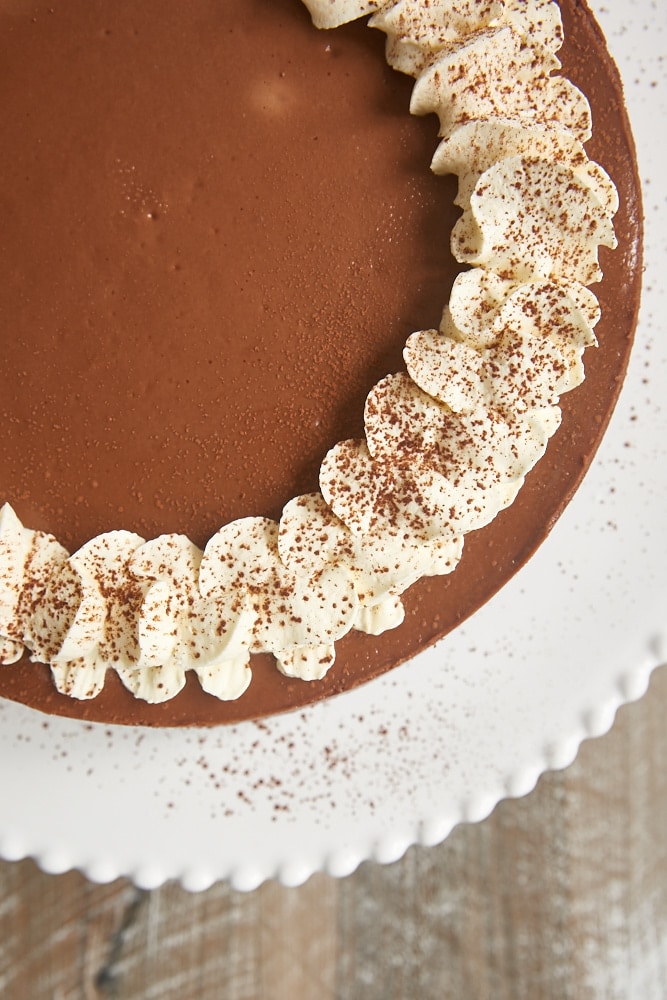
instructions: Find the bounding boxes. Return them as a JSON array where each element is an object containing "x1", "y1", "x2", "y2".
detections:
[{"x1": 1, "y1": 0, "x2": 664, "y2": 890}]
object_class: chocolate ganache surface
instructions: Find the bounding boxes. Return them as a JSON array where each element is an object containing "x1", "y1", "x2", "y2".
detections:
[
  {"x1": 0, "y1": 0, "x2": 642, "y2": 725},
  {"x1": 1, "y1": 0, "x2": 454, "y2": 549}
]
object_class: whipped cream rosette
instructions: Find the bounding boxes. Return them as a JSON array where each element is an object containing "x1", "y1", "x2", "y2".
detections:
[{"x1": 0, "y1": 0, "x2": 618, "y2": 705}]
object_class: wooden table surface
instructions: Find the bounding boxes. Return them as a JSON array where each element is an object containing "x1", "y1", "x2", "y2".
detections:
[{"x1": 0, "y1": 663, "x2": 665, "y2": 999}]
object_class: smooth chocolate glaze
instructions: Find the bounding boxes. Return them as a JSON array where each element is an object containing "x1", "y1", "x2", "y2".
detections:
[
  {"x1": 0, "y1": 0, "x2": 642, "y2": 725},
  {"x1": 0, "y1": 0, "x2": 456, "y2": 550}
]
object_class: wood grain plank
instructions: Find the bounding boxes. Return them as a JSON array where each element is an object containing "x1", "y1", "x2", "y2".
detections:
[
  {"x1": 0, "y1": 864, "x2": 136, "y2": 999},
  {"x1": 99, "y1": 882, "x2": 263, "y2": 1000},
  {"x1": 258, "y1": 874, "x2": 338, "y2": 999}
]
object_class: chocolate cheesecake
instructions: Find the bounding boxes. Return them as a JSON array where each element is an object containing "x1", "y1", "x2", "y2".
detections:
[{"x1": 0, "y1": 0, "x2": 642, "y2": 725}]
